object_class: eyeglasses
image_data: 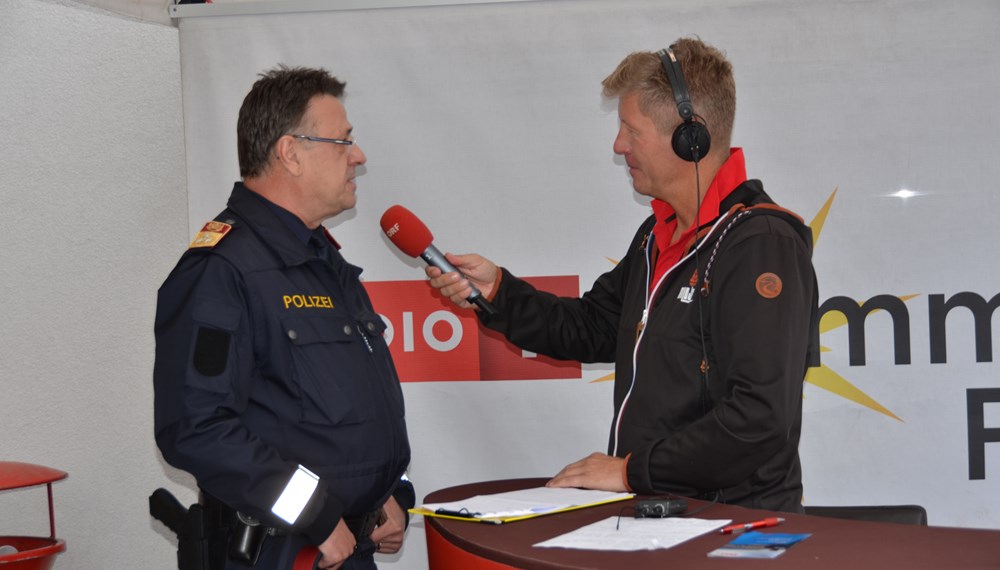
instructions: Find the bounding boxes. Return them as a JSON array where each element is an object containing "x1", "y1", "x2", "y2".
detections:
[{"x1": 290, "y1": 134, "x2": 356, "y2": 147}]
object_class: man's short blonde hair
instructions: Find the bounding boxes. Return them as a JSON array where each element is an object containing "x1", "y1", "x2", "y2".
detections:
[{"x1": 602, "y1": 37, "x2": 736, "y2": 154}]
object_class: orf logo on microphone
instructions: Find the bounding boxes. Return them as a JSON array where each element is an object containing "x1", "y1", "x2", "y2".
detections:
[
  {"x1": 384, "y1": 222, "x2": 400, "y2": 239},
  {"x1": 364, "y1": 276, "x2": 581, "y2": 382}
]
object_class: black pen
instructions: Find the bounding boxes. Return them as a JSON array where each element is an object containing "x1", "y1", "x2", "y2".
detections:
[
  {"x1": 435, "y1": 508, "x2": 481, "y2": 518},
  {"x1": 434, "y1": 508, "x2": 503, "y2": 524}
]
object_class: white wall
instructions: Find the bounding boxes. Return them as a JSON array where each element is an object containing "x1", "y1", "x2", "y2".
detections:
[{"x1": 0, "y1": 0, "x2": 188, "y2": 567}]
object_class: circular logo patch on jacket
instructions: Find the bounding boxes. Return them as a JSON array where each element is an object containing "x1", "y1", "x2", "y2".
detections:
[{"x1": 755, "y1": 272, "x2": 782, "y2": 299}]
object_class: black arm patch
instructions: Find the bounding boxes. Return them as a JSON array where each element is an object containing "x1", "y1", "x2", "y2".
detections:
[{"x1": 193, "y1": 327, "x2": 231, "y2": 376}]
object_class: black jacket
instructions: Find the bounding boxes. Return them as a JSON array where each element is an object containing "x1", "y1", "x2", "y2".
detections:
[{"x1": 481, "y1": 180, "x2": 818, "y2": 512}]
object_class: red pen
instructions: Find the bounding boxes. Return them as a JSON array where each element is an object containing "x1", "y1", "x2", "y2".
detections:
[{"x1": 719, "y1": 516, "x2": 785, "y2": 535}]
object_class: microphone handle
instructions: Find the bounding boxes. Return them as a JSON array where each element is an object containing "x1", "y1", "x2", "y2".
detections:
[
  {"x1": 421, "y1": 245, "x2": 498, "y2": 315},
  {"x1": 470, "y1": 293, "x2": 499, "y2": 316}
]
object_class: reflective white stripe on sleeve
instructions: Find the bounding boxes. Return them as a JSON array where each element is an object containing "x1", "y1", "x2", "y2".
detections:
[{"x1": 271, "y1": 465, "x2": 320, "y2": 524}]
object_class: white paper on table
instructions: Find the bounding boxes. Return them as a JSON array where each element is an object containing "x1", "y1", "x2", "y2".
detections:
[
  {"x1": 421, "y1": 487, "x2": 633, "y2": 519},
  {"x1": 533, "y1": 516, "x2": 732, "y2": 551}
]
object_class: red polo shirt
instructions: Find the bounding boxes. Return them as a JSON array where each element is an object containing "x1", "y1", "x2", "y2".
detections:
[{"x1": 649, "y1": 148, "x2": 747, "y2": 287}]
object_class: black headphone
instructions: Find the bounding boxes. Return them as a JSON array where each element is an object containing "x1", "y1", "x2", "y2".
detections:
[{"x1": 657, "y1": 46, "x2": 711, "y2": 163}]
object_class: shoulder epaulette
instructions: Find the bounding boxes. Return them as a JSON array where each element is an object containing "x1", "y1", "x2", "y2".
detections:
[{"x1": 189, "y1": 221, "x2": 232, "y2": 249}]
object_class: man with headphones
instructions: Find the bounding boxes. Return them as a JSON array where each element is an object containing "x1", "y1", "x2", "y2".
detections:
[{"x1": 426, "y1": 37, "x2": 819, "y2": 513}]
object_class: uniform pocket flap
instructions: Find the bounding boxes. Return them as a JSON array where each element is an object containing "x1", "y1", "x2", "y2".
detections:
[
  {"x1": 284, "y1": 315, "x2": 356, "y2": 345},
  {"x1": 357, "y1": 311, "x2": 387, "y2": 337}
]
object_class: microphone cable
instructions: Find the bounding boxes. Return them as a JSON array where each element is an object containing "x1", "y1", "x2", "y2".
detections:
[{"x1": 690, "y1": 130, "x2": 712, "y2": 405}]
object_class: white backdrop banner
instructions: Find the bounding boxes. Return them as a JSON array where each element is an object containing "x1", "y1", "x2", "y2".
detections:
[{"x1": 176, "y1": 0, "x2": 1000, "y2": 566}]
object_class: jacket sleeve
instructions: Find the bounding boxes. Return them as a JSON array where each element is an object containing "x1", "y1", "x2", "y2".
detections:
[
  {"x1": 627, "y1": 217, "x2": 816, "y2": 492},
  {"x1": 478, "y1": 218, "x2": 654, "y2": 364},
  {"x1": 153, "y1": 253, "x2": 342, "y2": 544},
  {"x1": 475, "y1": 268, "x2": 618, "y2": 363}
]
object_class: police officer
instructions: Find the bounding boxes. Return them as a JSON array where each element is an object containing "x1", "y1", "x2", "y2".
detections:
[{"x1": 154, "y1": 66, "x2": 412, "y2": 570}]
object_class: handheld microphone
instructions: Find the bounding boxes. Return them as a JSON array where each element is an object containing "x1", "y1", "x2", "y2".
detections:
[{"x1": 380, "y1": 205, "x2": 498, "y2": 315}]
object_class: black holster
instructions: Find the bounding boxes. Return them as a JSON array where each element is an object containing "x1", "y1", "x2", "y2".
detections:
[{"x1": 149, "y1": 488, "x2": 229, "y2": 570}]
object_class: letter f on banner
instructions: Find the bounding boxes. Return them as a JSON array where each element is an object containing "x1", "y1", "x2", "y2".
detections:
[{"x1": 968, "y1": 388, "x2": 1000, "y2": 480}]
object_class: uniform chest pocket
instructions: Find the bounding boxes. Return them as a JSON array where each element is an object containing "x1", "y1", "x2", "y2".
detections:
[{"x1": 283, "y1": 314, "x2": 376, "y2": 426}]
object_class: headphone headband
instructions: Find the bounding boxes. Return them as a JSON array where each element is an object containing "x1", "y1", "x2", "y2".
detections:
[{"x1": 657, "y1": 47, "x2": 695, "y2": 121}]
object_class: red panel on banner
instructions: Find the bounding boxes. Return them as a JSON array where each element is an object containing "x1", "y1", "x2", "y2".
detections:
[
  {"x1": 363, "y1": 280, "x2": 480, "y2": 382},
  {"x1": 364, "y1": 276, "x2": 581, "y2": 382}
]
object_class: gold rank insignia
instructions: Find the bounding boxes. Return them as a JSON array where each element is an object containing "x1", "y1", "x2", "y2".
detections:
[{"x1": 189, "y1": 221, "x2": 233, "y2": 249}]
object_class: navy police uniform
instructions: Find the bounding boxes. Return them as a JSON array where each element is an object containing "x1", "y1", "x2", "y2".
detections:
[{"x1": 154, "y1": 182, "x2": 412, "y2": 568}]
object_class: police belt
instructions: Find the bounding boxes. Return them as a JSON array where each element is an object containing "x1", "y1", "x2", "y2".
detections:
[{"x1": 202, "y1": 494, "x2": 381, "y2": 542}]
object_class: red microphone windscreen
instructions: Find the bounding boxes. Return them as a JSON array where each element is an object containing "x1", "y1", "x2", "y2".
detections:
[{"x1": 380, "y1": 205, "x2": 433, "y2": 258}]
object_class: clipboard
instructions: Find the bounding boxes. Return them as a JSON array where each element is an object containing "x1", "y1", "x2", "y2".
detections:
[{"x1": 410, "y1": 487, "x2": 635, "y2": 524}]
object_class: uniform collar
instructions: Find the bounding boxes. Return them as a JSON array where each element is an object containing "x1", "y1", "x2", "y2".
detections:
[
  {"x1": 257, "y1": 190, "x2": 313, "y2": 246},
  {"x1": 227, "y1": 182, "x2": 341, "y2": 266}
]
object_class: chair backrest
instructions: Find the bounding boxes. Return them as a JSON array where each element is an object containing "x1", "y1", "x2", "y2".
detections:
[{"x1": 804, "y1": 505, "x2": 928, "y2": 526}]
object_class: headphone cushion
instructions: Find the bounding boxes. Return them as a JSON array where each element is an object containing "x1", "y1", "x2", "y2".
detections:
[{"x1": 672, "y1": 121, "x2": 712, "y2": 162}]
